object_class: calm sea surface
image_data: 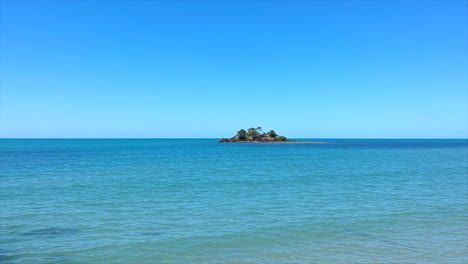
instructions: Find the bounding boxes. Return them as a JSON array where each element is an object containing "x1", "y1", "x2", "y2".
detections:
[{"x1": 0, "y1": 139, "x2": 467, "y2": 263}]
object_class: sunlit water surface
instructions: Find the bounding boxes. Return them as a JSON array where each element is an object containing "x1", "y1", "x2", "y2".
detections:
[{"x1": 1, "y1": 139, "x2": 467, "y2": 263}]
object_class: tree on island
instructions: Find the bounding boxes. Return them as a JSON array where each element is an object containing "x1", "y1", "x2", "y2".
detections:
[
  {"x1": 237, "y1": 129, "x2": 247, "y2": 140},
  {"x1": 247, "y1": 127, "x2": 262, "y2": 140},
  {"x1": 268, "y1": 130, "x2": 277, "y2": 137}
]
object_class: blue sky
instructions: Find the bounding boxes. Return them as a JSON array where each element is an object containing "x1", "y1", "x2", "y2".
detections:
[{"x1": 1, "y1": 0, "x2": 466, "y2": 138}]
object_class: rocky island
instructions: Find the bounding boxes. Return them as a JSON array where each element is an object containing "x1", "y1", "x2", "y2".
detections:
[{"x1": 218, "y1": 127, "x2": 295, "y2": 143}]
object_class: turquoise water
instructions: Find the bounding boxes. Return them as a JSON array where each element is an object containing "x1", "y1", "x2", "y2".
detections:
[{"x1": 1, "y1": 139, "x2": 467, "y2": 263}]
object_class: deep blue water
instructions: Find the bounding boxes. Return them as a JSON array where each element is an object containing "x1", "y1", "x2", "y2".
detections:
[{"x1": 1, "y1": 139, "x2": 467, "y2": 263}]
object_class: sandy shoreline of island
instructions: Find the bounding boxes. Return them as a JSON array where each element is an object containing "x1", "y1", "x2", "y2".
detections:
[{"x1": 223, "y1": 140, "x2": 329, "y2": 144}]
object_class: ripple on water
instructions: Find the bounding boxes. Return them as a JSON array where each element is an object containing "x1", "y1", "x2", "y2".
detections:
[{"x1": 21, "y1": 227, "x2": 80, "y2": 238}]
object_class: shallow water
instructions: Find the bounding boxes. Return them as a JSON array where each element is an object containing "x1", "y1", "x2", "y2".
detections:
[{"x1": 1, "y1": 139, "x2": 467, "y2": 263}]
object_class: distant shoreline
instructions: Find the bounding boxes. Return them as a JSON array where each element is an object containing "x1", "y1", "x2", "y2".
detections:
[{"x1": 221, "y1": 140, "x2": 329, "y2": 144}]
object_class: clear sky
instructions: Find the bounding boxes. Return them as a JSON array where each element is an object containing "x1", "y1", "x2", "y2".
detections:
[{"x1": 1, "y1": 0, "x2": 467, "y2": 138}]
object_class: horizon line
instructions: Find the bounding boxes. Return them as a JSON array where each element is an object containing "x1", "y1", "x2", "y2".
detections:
[{"x1": 1, "y1": 137, "x2": 467, "y2": 140}]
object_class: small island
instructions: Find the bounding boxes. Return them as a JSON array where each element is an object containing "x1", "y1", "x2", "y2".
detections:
[{"x1": 218, "y1": 127, "x2": 295, "y2": 143}]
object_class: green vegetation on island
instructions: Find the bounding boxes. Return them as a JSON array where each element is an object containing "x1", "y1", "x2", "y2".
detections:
[{"x1": 218, "y1": 127, "x2": 294, "y2": 143}]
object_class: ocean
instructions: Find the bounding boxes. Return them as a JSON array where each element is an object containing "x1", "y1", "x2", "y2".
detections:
[{"x1": 0, "y1": 139, "x2": 467, "y2": 263}]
